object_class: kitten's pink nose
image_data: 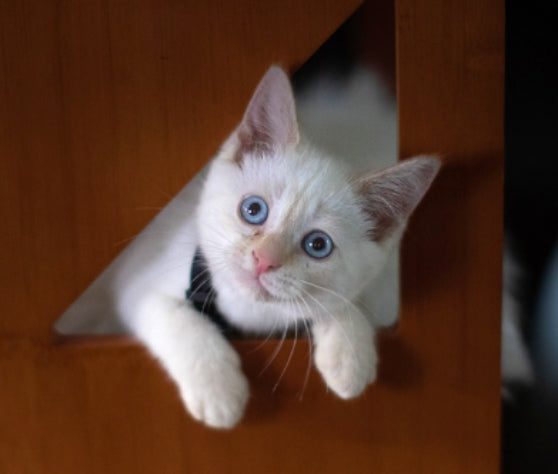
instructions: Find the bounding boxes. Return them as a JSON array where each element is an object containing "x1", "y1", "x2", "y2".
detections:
[{"x1": 252, "y1": 249, "x2": 281, "y2": 276}]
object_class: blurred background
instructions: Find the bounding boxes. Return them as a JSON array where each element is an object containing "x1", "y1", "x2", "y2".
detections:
[{"x1": 503, "y1": 1, "x2": 558, "y2": 472}]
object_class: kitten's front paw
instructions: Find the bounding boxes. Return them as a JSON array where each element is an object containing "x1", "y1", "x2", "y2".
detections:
[
  {"x1": 178, "y1": 346, "x2": 249, "y2": 429},
  {"x1": 313, "y1": 320, "x2": 377, "y2": 399}
]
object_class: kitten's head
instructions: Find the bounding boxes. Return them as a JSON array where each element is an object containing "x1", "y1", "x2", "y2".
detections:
[{"x1": 198, "y1": 67, "x2": 439, "y2": 314}]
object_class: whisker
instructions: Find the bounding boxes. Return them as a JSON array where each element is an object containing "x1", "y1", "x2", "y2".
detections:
[
  {"x1": 299, "y1": 278, "x2": 363, "y2": 313},
  {"x1": 248, "y1": 316, "x2": 281, "y2": 353},
  {"x1": 189, "y1": 266, "x2": 214, "y2": 287},
  {"x1": 272, "y1": 313, "x2": 298, "y2": 393},
  {"x1": 259, "y1": 322, "x2": 289, "y2": 377},
  {"x1": 184, "y1": 273, "x2": 218, "y2": 303},
  {"x1": 201, "y1": 285, "x2": 217, "y2": 315},
  {"x1": 294, "y1": 295, "x2": 314, "y2": 402},
  {"x1": 297, "y1": 284, "x2": 359, "y2": 363},
  {"x1": 298, "y1": 278, "x2": 368, "y2": 335}
]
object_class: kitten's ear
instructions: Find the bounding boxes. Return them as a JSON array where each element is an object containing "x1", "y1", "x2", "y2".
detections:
[
  {"x1": 354, "y1": 156, "x2": 441, "y2": 241},
  {"x1": 234, "y1": 66, "x2": 299, "y2": 163}
]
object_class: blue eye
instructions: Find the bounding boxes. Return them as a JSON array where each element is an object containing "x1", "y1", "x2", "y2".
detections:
[
  {"x1": 302, "y1": 231, "x2": 334, "y2": 259},
  {"x1": 240, "y1": 196, "x2": 269, "y2": 225}
]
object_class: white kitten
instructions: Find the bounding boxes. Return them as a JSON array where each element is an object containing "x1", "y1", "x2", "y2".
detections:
[{"x1": 57, "y1": 66, "x2": 439, "y2": 429}]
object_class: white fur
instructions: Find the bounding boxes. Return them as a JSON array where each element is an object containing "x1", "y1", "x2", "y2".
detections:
[
  {"x1": 56, "y1": 66, "x2": 438, "y2": 428},
  {"x1": 131, "y1": 291, "x2": 249, "y2": 428}
]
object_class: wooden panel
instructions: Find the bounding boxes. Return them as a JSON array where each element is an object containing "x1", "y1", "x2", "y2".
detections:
[
  {"x1": 396, "y1": 0, "x2": 504, "y2": 471},
  {"x1": 0, "y1": 0, "x2": 361, "y2": 340},
  {"x1": 0, "y1": 0, "x2": 503, "y2": 473}
]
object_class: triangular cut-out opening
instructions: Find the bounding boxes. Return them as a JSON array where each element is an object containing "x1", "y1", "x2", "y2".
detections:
[{"x1": 54, "y1": 1, "x2": 398, "y2": 339}]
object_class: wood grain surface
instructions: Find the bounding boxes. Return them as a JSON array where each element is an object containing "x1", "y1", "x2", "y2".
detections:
[{"x1": 0, "y1": 0, "x2": 503, "y2": 472}]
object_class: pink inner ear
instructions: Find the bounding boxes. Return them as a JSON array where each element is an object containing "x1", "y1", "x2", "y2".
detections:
[
  {"x1": 356, "y1": 156, "x2": 440, "y2": 241},
  {"x1": 235, "y1": 66, "x2": 299, "y2": 162}
]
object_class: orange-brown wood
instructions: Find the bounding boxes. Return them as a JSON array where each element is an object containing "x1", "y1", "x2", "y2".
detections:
[
  {"x1": 395, "y1": 0, "x2": 504, "y2": 470},
  {"x1": 0, "y1": 0, "x2": 503, "y2": 472}
]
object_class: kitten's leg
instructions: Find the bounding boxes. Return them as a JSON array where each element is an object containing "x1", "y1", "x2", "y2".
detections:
[
  {"x1": 312, "y1": 307, "x2": 377, "y2": 399},
  {"x1": 129, "y1": 292, "x2": 249, "y2": 429}
]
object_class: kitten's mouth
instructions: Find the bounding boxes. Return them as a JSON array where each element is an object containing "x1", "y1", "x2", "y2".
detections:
[{"x1": 235, "y1": 269, "x2": 275, "y2": 301}]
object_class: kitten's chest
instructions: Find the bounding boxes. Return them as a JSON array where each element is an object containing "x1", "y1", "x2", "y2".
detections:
[{"x1": 216, "y1": 288, "x2": 298, "y2": 334}]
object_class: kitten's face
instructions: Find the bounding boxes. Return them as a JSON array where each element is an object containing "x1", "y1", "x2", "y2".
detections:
[
  {"x1": 198, "y1": 146, "x2": 385, "y2": 311},
  {"x1": 196, "y1": 66, "x2": 438, "y2": 319}
]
